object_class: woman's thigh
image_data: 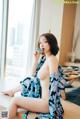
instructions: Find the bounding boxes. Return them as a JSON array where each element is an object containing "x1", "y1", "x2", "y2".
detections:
[{"x1": 13, "y1": 96, "x2": 49, "y2": 113}]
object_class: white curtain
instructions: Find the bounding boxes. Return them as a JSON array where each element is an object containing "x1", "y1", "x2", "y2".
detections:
[
  {"x1": 72, "y1": 4, "x2": 80, "y2": 60},
  {"x1": 25, "y1": 0, "x2": 41, "y2": 74}
]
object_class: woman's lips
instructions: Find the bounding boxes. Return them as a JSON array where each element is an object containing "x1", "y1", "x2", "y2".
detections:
[{"x1": 41, "y1": 48, "x2": 45, "y2": 54}]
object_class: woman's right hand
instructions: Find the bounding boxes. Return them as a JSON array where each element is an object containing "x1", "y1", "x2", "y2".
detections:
[
  {"x1": 33, "y1": 50, "x2": 40, "y2": 62},
  {"x1": 2, "y1": 89, "x2": 15, "y2": 97}
]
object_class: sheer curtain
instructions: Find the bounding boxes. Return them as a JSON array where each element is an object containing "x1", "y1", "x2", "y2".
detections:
[
  {"x1": 25, "y1": 0, "x2": 41, "y2": 75},
  {"x1": 72, "y1": 4, "x2": 80, "y2": 61}
]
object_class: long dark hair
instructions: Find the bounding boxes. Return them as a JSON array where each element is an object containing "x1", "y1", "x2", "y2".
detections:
[{"x1": 39, "y1": 33, "x2": 59, "y2": 56}]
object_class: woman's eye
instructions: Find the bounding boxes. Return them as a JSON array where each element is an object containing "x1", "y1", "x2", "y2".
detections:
[
  {"x1": 38, "y1": 42, "x2": 41, "y2": 45},
  {"x1": 39, "y1": 40, "x2": 48, "y2": 45},
  {"x1": 44, "y1": 40, "x2": 48, "y2": 43}
]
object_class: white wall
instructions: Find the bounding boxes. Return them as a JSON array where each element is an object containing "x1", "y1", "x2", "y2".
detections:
[{"x1": 39, "y1": 0, "x2": 64, "y2": 47}]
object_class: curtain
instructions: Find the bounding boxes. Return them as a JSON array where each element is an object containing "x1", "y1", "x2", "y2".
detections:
[
  {"x1": 72, "y1": 4, "x2": 80, "y2": 60},
  {"x1": 25, "y1": 0, "x2": 41, "y2": 75}
]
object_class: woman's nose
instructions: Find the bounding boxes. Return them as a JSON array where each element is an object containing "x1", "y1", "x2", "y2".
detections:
[{"x1": 40, "y1": 43, "x2": 44, "y2": 48}]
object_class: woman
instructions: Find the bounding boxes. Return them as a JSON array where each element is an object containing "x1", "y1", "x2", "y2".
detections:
[{"x1": 3, "y1": 33, "x2": 65, "y2": 119}]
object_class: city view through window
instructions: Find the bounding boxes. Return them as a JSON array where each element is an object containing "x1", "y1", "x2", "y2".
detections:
[{"x1": 5, "y1": 0, "x2": 34, "y2": 80}]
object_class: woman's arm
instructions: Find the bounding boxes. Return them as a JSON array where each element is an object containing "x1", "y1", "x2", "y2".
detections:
[
  {"x1": 31, "y1": 60, "x2": 39, "y2": 76},
  {"x1": 31, "y1": 51, "x2": 40, "y2": 76}
]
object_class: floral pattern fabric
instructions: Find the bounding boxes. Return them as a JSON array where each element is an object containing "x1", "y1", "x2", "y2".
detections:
[{"x1": 20, "y1": 56, "x2": 65, "y2": 119}]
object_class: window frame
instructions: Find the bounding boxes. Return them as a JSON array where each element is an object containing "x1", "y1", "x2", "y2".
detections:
[{"x1": 0, "y1": 0, "x2": 9, "y2": 80}]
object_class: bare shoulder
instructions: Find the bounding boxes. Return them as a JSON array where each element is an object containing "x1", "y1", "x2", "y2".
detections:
[{"x1": 47, "y1": 55, "x2": 58, "y2": 74}]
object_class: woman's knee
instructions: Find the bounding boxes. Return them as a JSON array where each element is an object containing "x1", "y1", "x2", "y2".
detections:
[{"x1": 11, "y1": 97, "x2": 19, "y2": 105}]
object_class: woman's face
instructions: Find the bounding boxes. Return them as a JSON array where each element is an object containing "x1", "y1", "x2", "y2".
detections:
[{"x1": 39, "y1": 36, "x2": 51, "y2": 54}]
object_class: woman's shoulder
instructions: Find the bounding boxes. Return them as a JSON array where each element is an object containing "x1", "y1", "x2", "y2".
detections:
[{"x1": 48, "y1": 55, "x2": 58, "y2": 64}]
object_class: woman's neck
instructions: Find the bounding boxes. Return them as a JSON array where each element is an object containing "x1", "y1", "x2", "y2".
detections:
[{"x1": 45, "y1": 52, "x2": 52, "y2": 58}]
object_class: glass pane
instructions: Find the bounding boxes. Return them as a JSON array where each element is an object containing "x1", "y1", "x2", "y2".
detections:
[{"x1": 5, "y1": 0, "x2": 34, "y2": 80}]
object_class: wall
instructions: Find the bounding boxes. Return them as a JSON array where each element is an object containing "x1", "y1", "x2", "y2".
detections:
[
  {"x1": 39, "y1": 0, "x2": 64, "y2": 56},
  {"x1": 59, "y1": 4, "x2": 76, "y2": 65}
]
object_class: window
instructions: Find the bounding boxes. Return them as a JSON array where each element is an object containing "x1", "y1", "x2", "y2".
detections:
[{"x1": 5, "y1": 0, "x2": 35, "y2": 80}]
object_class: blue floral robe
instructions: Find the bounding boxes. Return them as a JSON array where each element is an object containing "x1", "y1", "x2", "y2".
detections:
[{"x1": 20, "y1": 56, "x2": 65, "y2": 119}]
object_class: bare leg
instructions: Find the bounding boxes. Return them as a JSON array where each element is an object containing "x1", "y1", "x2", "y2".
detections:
[
  {"x1": 8, "y1": 99, "x2": 18, "y2": 119},
  {"x1": 17, "y1": 112, "x2": 38, "y2": 119},
  {"x1": 16, "y1": 112, "x2": 24, "y2": 119},
  {"x1": 8, "y1": 96, "x2": 49, "y2": 119}
]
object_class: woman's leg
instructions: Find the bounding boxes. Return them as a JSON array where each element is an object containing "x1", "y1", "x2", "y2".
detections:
[
  {"x1": 8, "y1": 99, "x2": 18, "y2": 119},
  {"x1": 16, "y1": 112, "x2": 24, "y2": 119},
  {"x1": 17, "y1": 112, "x2": 38, "y2": 119},
  {"x1": 8, "y1": 96, "x2": 49, "y2": 119}
]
